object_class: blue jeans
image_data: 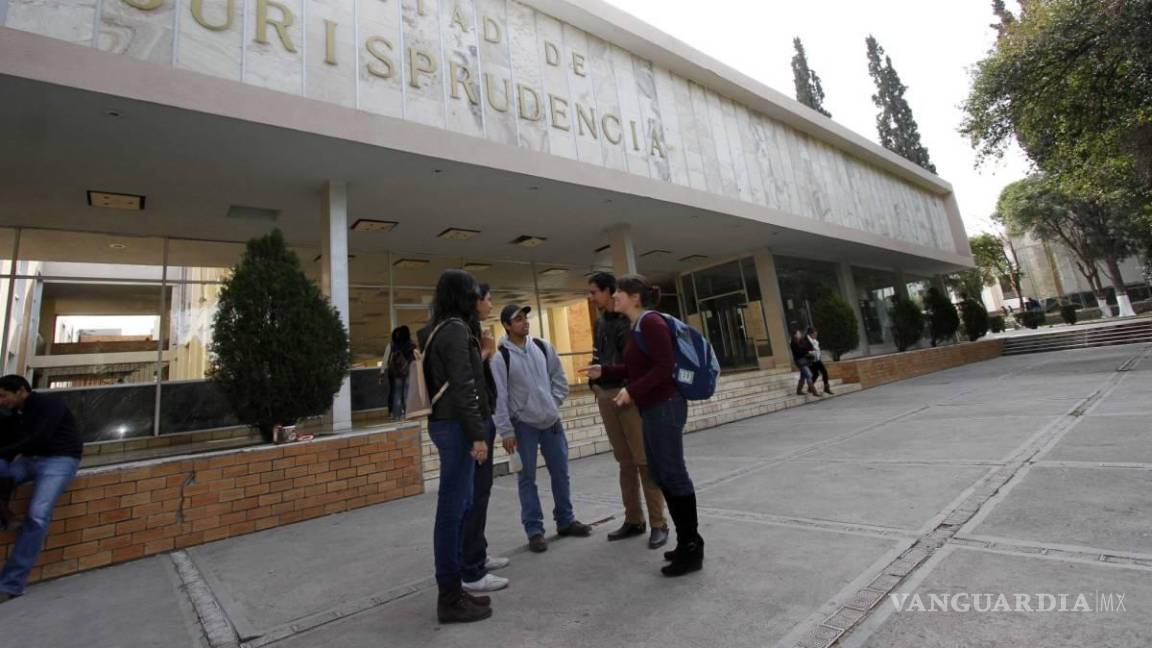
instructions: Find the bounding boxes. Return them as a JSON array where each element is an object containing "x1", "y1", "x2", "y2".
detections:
[
  {"x1": 460, "y1": 418, "x2": 496, "y2": 583},
  {"x1": 428, "y1": 421, "x2": 475, "y2": 588},
  {"x1": 388, "y1": 376, "x2": 409, "y2": 419},
  {"x1": 0, "y1": 455, "x2": 81, "y2": 595},
  {"x1": 640, "y1": 395, "x2": 694, "y2": 497},
  {"x1": 514, "y1": 420, "x2": 575, "y2": 538}
]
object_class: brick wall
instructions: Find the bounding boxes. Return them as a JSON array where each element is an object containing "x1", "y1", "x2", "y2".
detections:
[
  {"x1": 827, "y1": 340, "x2": 1004, "y2": 389},
  {"x1": 0, "y1": 425, "x2": 422, "y2": 584}
]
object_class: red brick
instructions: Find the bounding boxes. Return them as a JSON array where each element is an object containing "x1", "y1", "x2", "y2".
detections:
[
  {"x1": 63, "y1": 541, "x2": 100, "y2": 560},
  {"x1": 41, "y1": 558, "x2": 79, "y2": 579},
  {"x1": 136, "y1": 477, "x2": 168, "y2": 492},
  {"x1": 116, "y1": 519, "x2": 147, "y2": 535},
  {"x1": 79, "y1": 472, "x2": 121, "y2": 488},
  {"x1": 147, "y1": 512, "x2": 178, "y2": 529},
  {"x1": 53, "y1": 503, "x2": 88, "y2": 520},
  {"x1": 80, "y1": 524, "x2": 118, "y2": 542},
  {"x1": 78, "y1": 550, "x2": 114, "y2": 571},
  {"x1": 259, "y1": 470, "x2": 286, "y2": 484},
  {"x1": 218, "y1": 488, "x2": 246, "y2": 502},
  {"x1": 98, "y1": 534, "x2": 135, "y2": 551},
  {"x1": 143, "y1": 538, "x2": 174, "y2": 554},
  {"x1": 258, "y1": 493, "x2": 283, "y2": 507},
  {"x1": 119, "y1": 492, "x2": 152, "y2": 508}
]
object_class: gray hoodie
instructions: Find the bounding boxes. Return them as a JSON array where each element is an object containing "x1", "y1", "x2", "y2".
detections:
[{"x1": 491, "y1": 335, "x2": 569, "y2": 439}]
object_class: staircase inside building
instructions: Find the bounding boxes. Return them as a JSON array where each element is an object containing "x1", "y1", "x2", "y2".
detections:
[
  {"x1": 1000, "y1": 317, "x2": 1152, "y2": 356},
  {"x1": 420, "y1": 367, "x2": 861, "y2": 484}
]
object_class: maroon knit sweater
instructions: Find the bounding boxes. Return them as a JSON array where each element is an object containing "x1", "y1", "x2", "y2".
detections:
[{"x1": 600, "y1": 312, "x2": 677, "y2": 411}]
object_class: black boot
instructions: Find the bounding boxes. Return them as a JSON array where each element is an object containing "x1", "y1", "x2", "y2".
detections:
[
  {"x1": 0, "y1": 477, "x2": 14, "y2": 531},
  {"x1": 437, "y1": 582, "x2": 492, "y2": 624},
  {"x1": 660, "y1": 493, "x2": 704, "y2": 576}
]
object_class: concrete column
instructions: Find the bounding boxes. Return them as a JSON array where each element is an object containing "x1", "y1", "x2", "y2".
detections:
[
  {"x1": 608, "y1": 225, "x2": 637, "y2": 276},
  {"x1": 321, "y1": 181, "x2": 353, "y2": 432},
  {"x1": 751, "y1": 248, "x2": 792, "y2": 369},
  {"x1": 894, "y1": 268, "x2": 910, "y2": 300},
  {"x1": 837, "y1": 262, "x2": 870, "y2": 357}
]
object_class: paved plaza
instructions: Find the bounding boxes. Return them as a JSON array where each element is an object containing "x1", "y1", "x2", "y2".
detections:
[{"x1": 1, "y1": 343, "x2": 1149, "y2": 648}]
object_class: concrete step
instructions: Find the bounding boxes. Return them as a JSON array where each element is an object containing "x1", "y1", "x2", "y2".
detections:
[
  {"x1": 1002, "y1": 335, "x2": 1152, "y2": 356},
  {"x1": 559, "y1": 368, "x2": 795, "y2": 410}
]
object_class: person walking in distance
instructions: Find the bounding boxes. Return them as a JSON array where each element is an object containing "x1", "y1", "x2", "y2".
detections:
[
  {"x1": 417, "y1": 270, "x2": 492, "y2": 624},
  {"x1": 587, "y1": 272, "x2": 669, "y2": 549},
  {"x1": 382, "y1": 326, "x2": 417, "y2": 420},
  {"x1": 806, "y1": 327, "x2": 832, "y2": 395},
  {"x1": 790, "y1": 328, "x2": 819, "y2": 397},
  {"x1": 582, "y1": 275, "x2": 704, "y2": 577},
  {"x1": 460, "y1": 284, "x2": 511, "y2": 594},
  {"x1": 493, "y1": 304, "x2": 592, "y2": 554}
]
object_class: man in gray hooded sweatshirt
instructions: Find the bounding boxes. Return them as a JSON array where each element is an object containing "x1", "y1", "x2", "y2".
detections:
[{"x1": 494, "y1": 304, "x2": 592, "y2": 553}]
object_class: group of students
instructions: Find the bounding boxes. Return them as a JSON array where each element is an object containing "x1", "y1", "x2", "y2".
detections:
[
  {"x1": 790, "y1": 327, "x2": 833, "y2": 397},
  {"x1": 410, "y1": 269, "x2": 704, "y2": 624}
]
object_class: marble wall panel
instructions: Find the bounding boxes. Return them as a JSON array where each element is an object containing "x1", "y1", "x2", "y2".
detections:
[
  {"x1": 475, "y1": 0, "x2": 516, "y2": 147},
  {"x1": 586, "y1": 34, "x2": 625, "y2": 171},
  {"x1": 721, "y1": 98, "x2": 751, "y2": 203},
  {"x1": 177, "y1": 0, "x2": 243, "y2": 81},
  {"x1": 747, "y1": 113, "x2": 779, "y2": 210},
  {"x1": 609, "y1": 45, "x2": 649, "y2": 178},
  {"x1": 704, "y1": 90, "x2": 736, "y2": 198},
  {"x1": 633, "y1": 57, "x2": 670, "y2": 182},
  {"x1": 357, "y1": 0, "x2": 403, "y2": 118},
  {"x1": 652, "y1": 65, "x2": 689, "y2": 187},
  {"x1": 401, "y1": 0, "x2": 445, "y2": 129},
  {"x1": 561, "y1": 23, "x2": 600, "y2": 165},
  {"x1": 6, "y1": 0, "x2": 97, "y2": 44},
  {"x1": 733, "y1": 104, "x2": 765, "y2": 207},
  {"x1": 440, "y1": 0, "x2": 484, "y2": 138},
  {"x1": 534, "y1": 11, "x2": 575, "y2": 159},
  {"x1": 507, "y1": 0, "x2": 545, "y2": 152},
  {"x1": 97, "y1": 0, "x2": 175, "y2": 65},
  {"x1": 305, "y1": 0, "x2": 355, "y2": 108},
  {"x1": 243, "y1": 0, "x2": 303, "y2": 95},
  {"x1": 687, "y1": 82, "x2": 721, "y2": 194}
]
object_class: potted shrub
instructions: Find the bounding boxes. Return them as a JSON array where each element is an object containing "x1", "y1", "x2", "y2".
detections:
[
  {"x1": 960, "y1": 300, "x2": 991, "y2": 341},
  {"x1": 890, "y1": 297, "x2": 925, "y2": 352},
  {"x1": 811, "y1": 294, "x2": 859, "y2": 360},
  {"x1": 1060, "y1": 304, "x2": 1078, "y2": 325},
  {"x1": 209, "y1": 230, "x2": 351, "y2": 443},
  {"x1": 924, "y1": 287, "x2": 960, "y2": 347},
  {"x1": 1019, "y1": 310, "x2": 1047, "y2": 329},
  {"x1": 989, "y1": 315, "x2": 1005, "y2": 333}
]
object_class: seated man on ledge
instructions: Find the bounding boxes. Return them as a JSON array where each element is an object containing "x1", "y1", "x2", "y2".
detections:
[{"x1": 0, "y1": 374, "x2": 84, "y2": 603}]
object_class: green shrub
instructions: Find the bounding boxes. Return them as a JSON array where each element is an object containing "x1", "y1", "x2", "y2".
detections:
[
  {"x1": 811, "y1": 294, "x2": 859, "y2": 361},
  {"x1": 924, "y1": 287, "x2": 960, "y2": 346},
  {"x1": 890, "y1": 297, "x2": 925, "y2": 352},
  {"x1": 210, "y1": 229, "x2": 351, "y2": 442},
  {"x1": 960, "y1": 300, "x2": 990, "y2": 341},
  {"x1": 1060, "y1": 304, "x2": 1078, "y2": 325},
  {"x1": 1019, "y1": 310, "x2": 1047, "y2": 329}
]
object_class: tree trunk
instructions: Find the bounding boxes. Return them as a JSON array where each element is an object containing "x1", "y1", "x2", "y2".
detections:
[{"x1": 1104, "y1": 257, "x2": 1136, "y2": 317}]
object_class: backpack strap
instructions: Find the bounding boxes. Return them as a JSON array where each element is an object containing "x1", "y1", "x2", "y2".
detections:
[
  {"x1": 631, "y1": 311, "x2": 664, "y2": 358},
  {"x1": 499, "y1": 337, "x2": 551, "y2": 382},
  {"x1": 423, "y1": 318, "x2": 460, "y2": 407}
]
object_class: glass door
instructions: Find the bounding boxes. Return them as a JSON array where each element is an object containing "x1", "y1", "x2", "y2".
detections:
[{"x1": 697, "y1": 292, "x2": 758, "y2": 370}]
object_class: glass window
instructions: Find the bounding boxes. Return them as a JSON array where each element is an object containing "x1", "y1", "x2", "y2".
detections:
[
  {"x1": 853, "y1": 267, "x2": 898, "y2": 347},
  {"x1": 15, "y1": 229, "x2": 164, "y2": 280},
  {"x1": 692, "y1": 260, "x2": 744, "y2": 299}
]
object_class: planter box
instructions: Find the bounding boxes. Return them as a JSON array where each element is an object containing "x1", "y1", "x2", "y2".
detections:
[{"x1": 827, "y1": 340, "x2": 1004, "y2": 389}]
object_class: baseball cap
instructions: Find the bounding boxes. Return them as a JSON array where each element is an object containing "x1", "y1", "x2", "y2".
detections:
[{"x1": 500, "y1": 304, "x2": 532, "y2": 325}]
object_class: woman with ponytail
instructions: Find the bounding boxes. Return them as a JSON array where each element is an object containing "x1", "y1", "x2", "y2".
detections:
[{"x1": 581, "y1": 274, "x2": 704, "y2": 577}]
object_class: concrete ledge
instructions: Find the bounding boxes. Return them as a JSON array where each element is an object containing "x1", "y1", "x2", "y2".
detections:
[
  {"x1": 828, "y1": 340, "x2": 1004, "y2": 389},
  {"x1": 0, "y1": 424, "x2": 423, "y2": 585}
]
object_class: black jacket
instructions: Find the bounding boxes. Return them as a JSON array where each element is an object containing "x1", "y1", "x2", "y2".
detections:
[
  {"x1": 418, "y1": 318, "x2": 491, "y2": 443},
  {"x1": 790, "y1": 337, "x2": 814, "y2": 365},
  {"x1": 591, "y1": 311, "x2": 630, "y2": 389},
  {"x1": 0, "y1": 391, "x2": 84, "y2": 459}
]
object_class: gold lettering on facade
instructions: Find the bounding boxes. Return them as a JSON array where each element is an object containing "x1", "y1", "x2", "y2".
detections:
[
  {"x1": 649, "y1": 124, "x2": 666, "y2": 158},
  {"x1": 255, "y1": 0, "x2": 297, "y2": 53},
  {"x1": 483, "y1": 73, "x2": 510, "y2": 112},
  {"x1": 190, "y1": 0, "x2": 233, "y2": 31},
  {"x1": 365, "y1": 36, "x2": 395, "y2": 79},
  {"x1": 482, "y1": 16, "x2": 501, "y2": 43},
  {"x1": 517, "y1": 83, "x2": 542, "y2": 121},
  {"x1": 407, "y1": 48, "x2": 438, "y2": 88},
  {"x1": 548, "y1": 94, "x2": 570, "y2": 131},
  {"x1": 324, "y1": 19, "x2": 338, "y2": 65},
  {"x1": 602, "y1": 114, "x2": 622, "y2": 144},
  {"x1": 450, "y1": 4, "x2": 468, "y2": 32},
  {"x1": 544, "y1": 41, "x2": 560, "y2": 66},
  {"x1": 576, "y1": 103, "x2": 597, "y2": 138},
  {"x1": 629, "y1": 120, "x2": 641, "y2": 151},
  {"x1": 571, "y1": 52, "x2": 586, "y2": 77},
  {"x1": 449, "y1": 61, "x2": 480, "y2": 105},
  {"x1": 121, "y1": 0, "x2": 164, "y2": 10}
]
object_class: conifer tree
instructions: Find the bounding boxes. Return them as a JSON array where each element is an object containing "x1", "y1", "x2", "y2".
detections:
[
  {"x1": 865, "y1": 35, "x2": 936, "y2": 173},
  {"x1": 791, "y1": 37, "x2": 831, "y2": 118}
]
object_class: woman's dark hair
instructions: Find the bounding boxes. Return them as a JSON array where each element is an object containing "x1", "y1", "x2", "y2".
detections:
[
  {"x1": 431, "y1": 269, "x2": 481, "y2": 326},
  {"x1": 391, "y1": 325, "x2": 412, "y2": 347},
  {"x1": 587, "y1": 272, "x2": 616, "y2": 293},
  {"x1": 616, "y1": 274, "x2": 661, "y2": 309},
  {"x1": 478, "y1": 283, "x2": 491, "y2": 299}
]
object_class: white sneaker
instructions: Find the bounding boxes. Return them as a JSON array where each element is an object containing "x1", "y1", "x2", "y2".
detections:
[
  {"x1": 484, "y1": 556, "x2": 510, "y2": 571},
  {"x1": 462, "y1": 574, "x2": 509, "y2": 592}
]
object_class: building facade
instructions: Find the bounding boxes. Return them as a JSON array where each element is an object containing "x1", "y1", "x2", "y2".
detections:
[{"x1": 0, "y1": 0, "x2": 972, "y2": 447}]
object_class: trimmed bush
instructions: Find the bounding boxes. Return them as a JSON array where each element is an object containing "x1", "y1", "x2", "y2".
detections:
[
  {"x1": 811, "y1": 294, "x2": 859, "y2": 361},
  {"x1": 1060, "y1": 304, "x2": 1078, "y2": 325},
  {"x1": 924, "y1": 287, "x2": 960, "y2": 347},
  {"x1": 989, "y1": 315, "x2": 1006, "y2": 333},
  {"x1": 1019, "y1": 310, "x2": 1047, "y2": 329},
  {"x1": 890, "y1": 297, "x2": 925, "y2": 352},
  {"x1": 960, "y1": 300, "x2": 991, "y2": 341},
  {"x1": 210, "y1": 229, "x2": 351, "y2": 442}
]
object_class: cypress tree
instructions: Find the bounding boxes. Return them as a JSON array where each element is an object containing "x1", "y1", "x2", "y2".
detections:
[
  {"x1": 865, "y1": 35, "x2": 936, "y2": 173},
  {"x1": 791, "y1": 37, "x2": 831, "y2": 118}
]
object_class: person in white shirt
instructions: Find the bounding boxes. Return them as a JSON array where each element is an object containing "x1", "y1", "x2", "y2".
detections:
[{"x1": 806, "y1": 327, "x2": 833, "y2": 395}]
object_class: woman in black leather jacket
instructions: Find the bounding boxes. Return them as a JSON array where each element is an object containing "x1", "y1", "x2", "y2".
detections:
[{"x1": 416, "y1": 269, "x2": 493, "y2": 624}]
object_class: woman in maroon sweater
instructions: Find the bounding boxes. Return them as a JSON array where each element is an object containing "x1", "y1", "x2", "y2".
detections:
[{"x1": 582, "y1": 274, "x2": 704, "y2": 577}]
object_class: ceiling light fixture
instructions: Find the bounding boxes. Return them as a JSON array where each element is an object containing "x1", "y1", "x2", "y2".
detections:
[
  {"x1": 462, "y1": 262, "x2": 491, "y2": 272},
  {"x1": 108, "y1": 243, "x2": 128, "y2": 250},
  {"x1": 640, "y1": 249, "x2": 672, "y2": 258},
  {"x1": 394, "y1": 258, "x2": 430, "y2": 269},
  {"x1": 538, "y1": 268, "x2": 569, "y2": 277},
  {"x1": 594, "y1": 244, "x2": 611, "y2": 253},
  {"x1": 350, "y1": 219, "x2": 398, "y2": 232},
  {"x1": 679, "y1": 254, "x2": 708, "y2": 263},
  {"x1": 438, "y1": 228, "x2": 481, "y2": 241},
  {"x1": 88, "y1": 191, "x2": 144, "y2": 211},
  {"x1": 511, "y1": 235, "x2": 547, "y2": 248}
]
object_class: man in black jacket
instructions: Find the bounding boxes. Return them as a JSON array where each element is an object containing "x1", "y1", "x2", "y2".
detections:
[
  {"x1": 587, "y1": 273, "x2": 668, "y2": 549},
  {"x1": 0, "y1": 375, "x2": 84, "y2": 602}
]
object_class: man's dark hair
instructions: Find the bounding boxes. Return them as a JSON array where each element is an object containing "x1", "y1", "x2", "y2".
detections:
[
  {"x1": 0, "y1": 375, "x2": 32, "y2": 393},
  {"x1": 588, "y1": 272, "x2": 616, "y2": 293}
]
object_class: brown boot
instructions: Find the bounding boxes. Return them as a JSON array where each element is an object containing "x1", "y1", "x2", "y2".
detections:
[
  {"x1": 808, "y1": 384, "x2": 820, "y2": 397},
  {"x1": 437, "y1": 583, "x2": 492, "y2": 624}
]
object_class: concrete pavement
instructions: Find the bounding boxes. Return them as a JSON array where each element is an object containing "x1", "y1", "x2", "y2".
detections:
[{"x1": 1, "y1": 342, "x2": 1149, "y2": 648}]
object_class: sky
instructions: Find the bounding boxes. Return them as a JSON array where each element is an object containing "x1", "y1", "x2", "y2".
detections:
[{"x1": 603, "y1": 0, "x2": 1031, "y2": 237}]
